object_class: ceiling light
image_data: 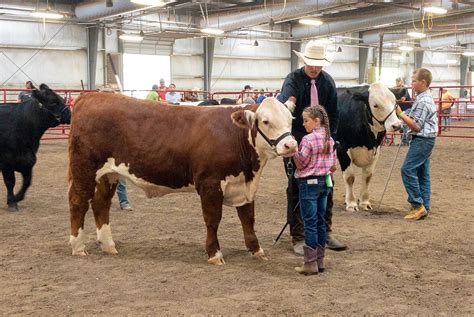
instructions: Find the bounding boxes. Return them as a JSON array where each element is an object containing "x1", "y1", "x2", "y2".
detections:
[
  {"x1": 131, "y1": 0, "x2": 167, "y2": 6},
  {"x1": 407, "y1": 31, "x2": 426, "y2": 39},
  {"x1": 447, "y1": 59, "x2": 457, "y2": 64},
  {"x1": 30, "y1": 11, "x2": 63, "y2": 19},
  {"x1": 398, "y1": 45, "x2": 414, "y2": 51},
  {"x1": 423, "y1": 6, "x2": 447, "y2": 14},
  {"x1": 462, "y1": 51, "x2": 474, "y2": 57},
  {"x1": 119, "y1": 33, "x2": 143, "y2": 42},
  {"x1": 201, "y1": 28, "x2": 224, "y2": 35},
  {"x1": 312, "y1": 38, "x2": 333, "y2": 45},
  {"x1": 299, "y1": 18, "x2": 323, "y2": 26},
  {"x1": 392, "y1": 55, "x2": 404, "y2": 60}
]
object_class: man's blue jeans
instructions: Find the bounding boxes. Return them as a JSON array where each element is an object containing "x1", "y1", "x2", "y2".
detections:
[
  {"x1": 297, "y1": 176, "x2": 329, "y2": 249},
  {"x1": 401, "y1": 136, "x2": 435, "y2": 210},
  {"x1": 116, "y1": 179, "x2": 129, "y2": 208}
]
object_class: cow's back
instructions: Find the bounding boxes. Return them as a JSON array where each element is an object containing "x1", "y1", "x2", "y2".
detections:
[{"x1": 70, "y1": 93, "x2": 253, "y2": 188}]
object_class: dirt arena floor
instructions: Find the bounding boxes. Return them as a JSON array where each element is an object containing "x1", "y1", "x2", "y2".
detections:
[{"x1": 1, "y1": 134, "x2": 473, "y2": 315}]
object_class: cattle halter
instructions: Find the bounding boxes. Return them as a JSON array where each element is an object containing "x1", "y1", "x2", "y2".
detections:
[
  {"x1": 256, "y1": 125, "x2": 293, "y2": 152},
  {"x1": 367, "y1": 103, "x2": 398, "y2": 127}
]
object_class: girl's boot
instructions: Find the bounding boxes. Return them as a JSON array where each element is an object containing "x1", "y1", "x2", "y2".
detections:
[
  {"x1": 316, "y1": 245, "x2": 325, "y2": 273},
  {"x1": 294, "y1": 245, "x2": 318, "y2": 275}
]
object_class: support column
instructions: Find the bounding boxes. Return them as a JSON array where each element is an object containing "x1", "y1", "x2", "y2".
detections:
[
  {"x1": 87, "y1": 24, "x2": 100, "y2": 90},
  {"x1": 414, "y1": 50, "x2": 424, "y2": 70},
  {"x1": 203, "y1": 37, "x2": 215, "y2": 95},
  {"x1": 291, "y1": 42, "x2": 302, "y2": 71},
  {"x1": 359, "y1": 33, "x2": 369, "y2": 84}
]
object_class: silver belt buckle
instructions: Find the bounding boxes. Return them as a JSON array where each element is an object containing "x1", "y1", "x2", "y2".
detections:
[{"x1": 307, "y1": 179, "x2": 318, "y2": 185}]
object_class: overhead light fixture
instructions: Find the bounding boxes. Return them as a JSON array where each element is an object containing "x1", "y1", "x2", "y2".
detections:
[
  {"x1": 398, "y1": 45, "x2": 414, "y2": 51},
  {"x1": 201, "y1": 28, "x2": 224, "y2": 35},
  {"x1": 407, "y1": 31, "x2": 426, "y2": 39},
  {"x1": 119, "y1": 33, "x2": 143, "y2": 42},
  {"x1": 392, "y1": 55, "x2": 404, "y2": 60},
  {"x1": 30, "y1": 10, "x2": 63, "y2": 19},
  {"x1": 299, "y1": 18, "x2": 323, "y2": 26},
  {"x1": 312, "y1": 38, "x2": 333, "y2": 45},
  {"x1": 447, "y1": 59, "x2": 457, "y2": 64},
  {"x1": 423, "y1": 6, "x2": 447, "y2": 14},
  {"x1": 462, "y1": 51, "x2": 474, "y2": 57},
  {"x1": 131, "y1": 0, "x2": 167, "y2": 6}
]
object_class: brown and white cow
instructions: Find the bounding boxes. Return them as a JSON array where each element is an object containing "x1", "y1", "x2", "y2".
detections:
[{"x1": 68, "y1": 94, "x2": 297, "y2": 264}]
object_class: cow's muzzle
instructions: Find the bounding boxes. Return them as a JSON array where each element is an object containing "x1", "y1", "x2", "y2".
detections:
[{"x1": 256, "y1": 126, "x2": 295, "y2": 155}]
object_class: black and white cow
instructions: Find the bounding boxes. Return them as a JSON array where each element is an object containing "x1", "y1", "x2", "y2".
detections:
[
  {"x1": 336, "y1": 83, "x2": 402, "y2": 211},
  {"x1": 0, "y1": 84, "x2": 71, "y2": 211}
]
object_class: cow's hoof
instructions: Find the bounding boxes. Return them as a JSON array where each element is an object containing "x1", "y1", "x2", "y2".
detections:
[
  {"x1": 72, "y1": 249, "x2": 89, "y2": 256},
  {"x1": 7, "y1": 205, "x2": 19, "y2": 212},
  {"x1": 208, "y1": 250, "x2": 226, "y2": 265},
  {"x1": 251, "y1": 248, "x2": 268, "y2": 261},
  {"x1": 360, "y1": 203, "x2": 373, "y2": 210},
  {"x1": 101, "y1": 245, "x2": 118, "y2": 255},
  {"x1": 346, "y1": 204, "x2": 359, "y2": 212}
]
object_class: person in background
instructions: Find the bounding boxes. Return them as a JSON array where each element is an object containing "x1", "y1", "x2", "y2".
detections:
[
  {"x1": 292, "y1": 105, "x2": 337, "y2": 275},
  {"x1": 17, "y1": 81, "x2": 35, "y2": 103},
  {"x1": 116, "y1": 179, "x2": 132, "y2": 211},
  {"x1": 397, "y1": 68, "x2": 437, "y2": 221},
  {"x1": 146, "y1": 84, "x2": 160, "y2": 101},
  {"x1": 440, "y1": 88, "x2": 455, "y2": 131},
  {"x1": 158, "y1": 78, "x2": 167, "y2": 100},
  {"x1": 277, "y1": 41, "x2": 346, "y2": 255},
  {"x1": 256, "y1": 89, "x2": 267, "y2": 103},
  {"x1": 237, "y1": 84, "x2": 254, "y2": 104},
  {"x1": 183, "y1": 87, "x2": 200, "y2": 102},
  {"x1": 165, "y1": 83, "x2": 181, "y2": 104},
  {"x1": 393, "y1": 77, "x2": 413, "y2": 146}
]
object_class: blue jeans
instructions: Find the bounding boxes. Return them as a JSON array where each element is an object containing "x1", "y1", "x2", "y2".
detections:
[
  {"x1": 297, "y1": 176, "x2": 329, "y2": 249},
  {"x1": 116, "y1": 179, "x2": 129, "y2": 208},
  {"x1": 401, "y1": 108, "x2": 412, "y2": 145},
  {"x1": 442, "y1": 109, "x2": 451, "y2": 129},
  {"x1": 401, "y1": 136, "x2": 435, "y2": 210}
]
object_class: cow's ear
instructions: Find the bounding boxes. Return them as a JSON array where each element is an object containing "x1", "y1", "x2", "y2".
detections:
[
  {"x1": 39, "y1": 83, "x2": 50, "y2": 91},
  {"x1": 353, "y1": 91, "x2": 369, "y2": 104},
  {"x1": 231, "y1": 110, "x2": 256, "y2": 129}
]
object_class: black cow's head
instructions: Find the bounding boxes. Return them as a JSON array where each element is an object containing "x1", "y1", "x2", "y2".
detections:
[{"x1": 32, "y1": 84, "x2": 71, "y2": 124}]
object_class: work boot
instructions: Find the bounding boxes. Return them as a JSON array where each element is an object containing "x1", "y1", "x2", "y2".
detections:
[
  {"x1": 294, "y1": 245, "x2": 318, "y2": 275},
  {"x1": 120, "y1": 204, "x2": 133, "y2": 211},
  {"x1": 326, "y1": 234, "x2": 347, "y2": 251},
  {"x1": 404, "y1": 205, "x2": 427, "y2": 220},
  {"x1": 292, "y1": 241, "x2": 304, "y2": 256},
  {"x1": 316, "y1": 245, "x2": 325, "y2": 273}
]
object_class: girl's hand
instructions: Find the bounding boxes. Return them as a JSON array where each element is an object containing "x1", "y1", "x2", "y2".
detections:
[{"x1": 330, "y1": 165, "x2": 337, "y2": 173}]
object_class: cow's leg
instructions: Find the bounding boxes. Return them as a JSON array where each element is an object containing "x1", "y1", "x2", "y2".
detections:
[
  {"x1": 91, "y1": 176, "x2": 118, "y2": 254},
  {"x1": 359, "y1": 150, "x2": 380, "y2": 210},
  {"x1": 69, "y1": 172, "x2": 96, "y2": 256},
  {"x1": 236, "y1": 202, "x2": 268, "y2": 261},
  {"x1": 343, "y1": 165, "x2": 358, "y2": 211},
  {"x1": 198, "y1": 182, "x2": 225, "y2": 265},
  {"x1": 14, "y1": 167, "x2": 32, "y2": 203},
  {"x1": 2, "y1": 168, "x2": 18, "y2": 211}
]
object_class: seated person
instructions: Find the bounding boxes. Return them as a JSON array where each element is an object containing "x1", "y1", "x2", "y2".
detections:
[
  {"x1": 17, "y1": 81, "x2": 35, "y2": 103},
  {"x1": 146, "y1": 84, "x2": 160, "y2": 101},
  {"x1": 165, "y1": 83, "x2": 181, "y2": 104}
]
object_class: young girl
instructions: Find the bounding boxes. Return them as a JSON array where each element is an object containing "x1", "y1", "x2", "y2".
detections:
[{"x1": 292, "y1": 105, "x2": 337, "y2": 275}]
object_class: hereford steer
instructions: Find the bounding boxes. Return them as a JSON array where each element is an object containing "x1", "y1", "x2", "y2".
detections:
[
  {"x1": 336, "y1": 83, "x2": 402, "y2": 211},
  {"x1": 0, "y1": 84, "x2": 71, "y2": 211},
  {"x1": 68, "y1": 94, "x2": 297, "y2": 264}
]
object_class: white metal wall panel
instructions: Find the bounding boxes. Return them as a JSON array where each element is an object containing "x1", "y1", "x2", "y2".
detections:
[{"x1": 122, "y1": 40, "x2": 173, "y2": 55}]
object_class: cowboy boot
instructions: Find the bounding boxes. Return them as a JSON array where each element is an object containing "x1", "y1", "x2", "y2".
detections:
[
  {"x1": 316, "y1": 245, "x2": 325, "y2": 273},
  {"x1": 294, "y1": 245, "x2": 318, "y2": 275}
]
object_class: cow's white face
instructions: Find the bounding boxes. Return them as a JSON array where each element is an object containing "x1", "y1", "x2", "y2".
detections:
[
  {"x1": 368, "y1": 83, "x2": 402, "y2": 132},
  {"x1": 231, "y1": 97, "x2": 297, "y2": 158}
]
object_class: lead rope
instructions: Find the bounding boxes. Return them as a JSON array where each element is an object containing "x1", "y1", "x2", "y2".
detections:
[{"x1": 377, "y1": 140, "x2": 403, "y2": 210}]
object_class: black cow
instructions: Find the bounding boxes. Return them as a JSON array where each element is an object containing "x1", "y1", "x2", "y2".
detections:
[
  {"x1": 0, "y1": 84, "x2": 71, "y2": 211},
  {"x1": 336, "y1": 83, "x2": 402, "y2": 211}
]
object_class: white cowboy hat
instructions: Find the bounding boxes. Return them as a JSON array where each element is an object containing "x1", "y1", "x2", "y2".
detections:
[{"x1": 293, "y1": 41, "x2": 333, "y2": 67}]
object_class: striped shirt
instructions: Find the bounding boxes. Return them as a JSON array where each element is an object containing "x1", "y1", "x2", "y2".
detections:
[
  {"x1": 294, "y1": 127, "x2": 337, "y2": 178},
  {"x1": 409, "y1": 90, "x2": 438, "y2": 138}
]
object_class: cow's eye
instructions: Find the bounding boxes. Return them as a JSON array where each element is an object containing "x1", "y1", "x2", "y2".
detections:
[
  {"x1": 262, "y1": 120, "x2": 270, "y2": 125},
  {"x1": 373, "y1": 104, "x2": 379, "y2": 108}
]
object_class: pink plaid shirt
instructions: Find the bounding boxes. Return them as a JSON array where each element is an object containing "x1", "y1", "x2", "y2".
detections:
[{"x1": 294, "y1": 127, "x2": 337, "y2": 178}]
